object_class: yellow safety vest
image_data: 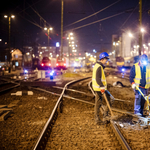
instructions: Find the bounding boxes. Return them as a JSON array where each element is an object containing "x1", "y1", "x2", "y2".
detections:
[
  {"x1": 92, "y1": 63, "x2": 107, "y2": 91},
  {"x1": 134, "y1": 62, "x2": 150, "y2": 89}
]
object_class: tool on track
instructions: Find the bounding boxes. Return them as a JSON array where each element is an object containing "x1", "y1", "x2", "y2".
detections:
[
  {"x1": 136, "y1": 86, "x2": 150, "y2": 111},
  {"x1": 103, "y1": 93, "x2": 114, "y2": 117}
]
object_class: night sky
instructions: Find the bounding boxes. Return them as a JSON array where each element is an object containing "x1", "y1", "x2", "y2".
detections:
[{"x1": 0, "y1": 0, "x2": 150, "y2": 54}]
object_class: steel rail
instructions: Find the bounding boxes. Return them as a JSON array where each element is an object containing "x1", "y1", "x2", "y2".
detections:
[
  {"x1": 0, "y1": 84, "x2": 20, "y2": 94},
  {"x1": 53, "y1": 86, "x2": 93, "y2": 97},
  {"x1": 88, "y1": 80, "x2": 132, "y2": 150},
  {"x1": 110, "y1": 121, "x2": 131, "y2": 150},
  {"x1": 88, "y1": 80, "x2": 132, "y2": 103},
  {"x1": 32, "y1": 76, "x2": 91, "y2": 150}
]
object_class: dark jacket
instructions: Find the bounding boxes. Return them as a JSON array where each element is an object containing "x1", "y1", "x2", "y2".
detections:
[
  {"x1": 95, "y1": 61, "x2": 105, "y2": 88},
  {"x1": 130, "y1": 62, "x2": 146, "y2": 88}
]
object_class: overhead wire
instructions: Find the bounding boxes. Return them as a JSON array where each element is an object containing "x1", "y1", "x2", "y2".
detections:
[
  {"x1": 18, "y1": 0, "x2": 43, "y2": 14},
  {"x1": 26, "y1": 2, "x2": 51, "y2": 27},
  {"x1": 120, "y1": 4, "x2": 138, "y2": 29},
  {"x1": 65, "y1": 0, "x2": 121, "y2": 27},
  {"x1": 68, "y1": 11, "x2": 125, "y2": 31}
]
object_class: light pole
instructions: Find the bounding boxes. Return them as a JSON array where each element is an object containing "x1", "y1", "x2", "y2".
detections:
[
  {"x1": 4, "y1": 15, "x2": 15, "y2": 63},
  {"x1": 44, "y1": 27, "x2": 53, "y2": 47},
  {"x1": 139, "y1": 0, "x2": 142, "y2": 55},
  {"x1": 60, "y1": 0, "x2": 64, "y2": 60}
]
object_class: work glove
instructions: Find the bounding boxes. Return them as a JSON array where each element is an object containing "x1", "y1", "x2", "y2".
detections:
[
  {"x1": 110, "y1": 95, "x2": 115, "y2": 101},
  {"x1": 100, "y1": 89, "x2": 105, "y2": 94},
  {"x1": 144, "y1": 95, "x2": 150, "y2": 101},
  {"x1": 131, "y1": 83, "x2": 136, "y2": 89}
]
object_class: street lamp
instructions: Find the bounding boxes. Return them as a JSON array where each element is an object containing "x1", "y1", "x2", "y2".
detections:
[
  {"x1": 141, "y1": 28, "x2": 145, "y2": 33},
  {"x1": 70, "y1": 32, "x2": 73, "y2": 36},
  {"x1": 4, "y1": 14, "x2": 15, "y2": 63},
  {"x1": 60, "y1": 0, "x2": 64, "y2": 59},
  {"x1": 128, "y1": 32, "x2": 133, "y2": 38},
  {"x1": 44, "y1": 27, "x2": 53, "y2": 47}
]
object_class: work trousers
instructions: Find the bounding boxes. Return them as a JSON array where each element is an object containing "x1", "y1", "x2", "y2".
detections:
[
  {"x1": 95, "y1": 90, "x2": 111, "y2": 118},
  {"x1": 134, "y1": 88, "x2": 148, "y2": 115}
]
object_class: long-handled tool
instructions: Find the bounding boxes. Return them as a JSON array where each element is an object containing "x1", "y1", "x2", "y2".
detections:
[
  {"x1": 136, "y1": 85, "x2": 150, "y2": 111},
  {"x1": 103, "y1": 93, "x2": 114, "y2": 117}
]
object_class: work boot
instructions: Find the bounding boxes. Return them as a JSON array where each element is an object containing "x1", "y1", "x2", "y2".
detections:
[
  {"x1": 143, "y1": 110, "x2": 150, "y2": 116},
  {"x1": 103, "y1": 111, "x2": 111, "y2": 124},
  {"x1": 95, "y1": 116, "x2": 104, "y2": 125},
  {"x1": 134, "y1": 113, "x2": 142, "y2": 117},
  {"x1": 103, "y1": 118, "x2": 110, "y2": 124}
]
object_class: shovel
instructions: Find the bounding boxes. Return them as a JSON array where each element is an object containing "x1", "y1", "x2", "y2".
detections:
[
  {"x1": 136, "y1": 86, "x2": 150, "y2": 111},
  {"x1": 103, "y1": 93, "x2": 114, "y2": 117}
]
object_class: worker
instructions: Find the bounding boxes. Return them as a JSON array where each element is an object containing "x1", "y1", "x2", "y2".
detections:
[
  {"x1": 92, "y1": 52, "x2": 114, "y2": 125},
  {"x1": 130, "y1": 54, "x2": 150, "y2": 116}
]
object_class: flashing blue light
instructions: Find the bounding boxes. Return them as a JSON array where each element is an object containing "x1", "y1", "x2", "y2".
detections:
[
  {"x1": 24, "y1": 70, "x2": 28, "y2": 73},
  {"x1": 143, "y1": 61, "x2": 147, "y2": 65},
  {"x1": 56, "y1": 42, "x2": 60, "y2": 47},
  {"x1": 122, "y1": 68, "x2": 125, "y2": 72},
  {"x1": 50, "y1": 70, "x2": 55, "y2": 76}
]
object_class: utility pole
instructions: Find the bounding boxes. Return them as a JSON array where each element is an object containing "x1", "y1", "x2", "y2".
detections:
[
  {"x1": 60, "y1": 0, "x2": 64, "y2": 60},
  {"x1": 47, "y1": 29, "x2": 49, "y2": 47},
  {"x1": 139, "y1": 0, "x2": 142, "y2": 55},
  {"x1": 4, "y1": 15, "x2": 15, "y2": 63},
  {"x1": 8, "y1": 16, "x2": 11, "y2": 63}
]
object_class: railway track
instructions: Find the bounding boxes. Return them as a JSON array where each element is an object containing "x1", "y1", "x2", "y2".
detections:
[
  {"x1": 0, "y1": 78, "x2": 20, "y2": 94},
  {"x1": 32, "y1": 77, "x2": 131, "y2": 150},
  {"x1": 1, "y1": 69, "x2": 149, "y2": 149}
]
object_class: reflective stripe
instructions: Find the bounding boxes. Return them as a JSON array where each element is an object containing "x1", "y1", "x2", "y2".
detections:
[
  {"x1": 101, "y1": 79, "x2": 106, "y2": 82},
  {"x1": 135, "y1": 83, "x2": 139, "y2": 85},
  {"x1": 135, "y1": 78, "x2": 141, "y2": 80},
  {"x1": 93, "y1": 85, "x2": 100, "y2": 88},
  {"x1": 146, "y1": 77, "x2": 150, "y2": 80},
  {"x1": 146, "y1": 82, "x2": 150, "y2": 84},
  {"x1": 93, "y1": 85, "x2": 106, "y2": 89},
  {"x1": 92, "y1": 78, "x2": 96, "y2": 81},
  {"x1": 100, "y1": 87, "x2": 105, "y2": 89}
]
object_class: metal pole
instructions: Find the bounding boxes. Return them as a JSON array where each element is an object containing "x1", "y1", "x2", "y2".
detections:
[
  {"x1": 48, "y1": 29, "x2": 49, "y2": 47},
  {"x1": 68, "y1": 34, "x2": 70, "y2": 66},
  {"x1": 9, "y1": 16, "x2": 11, "y2": 63},
  {"x1": 139, "y1": 0, "x2": 142, "y2": 55},
  {"x1": 61, "y1": 0, "x2": 64, "y2": 60}
]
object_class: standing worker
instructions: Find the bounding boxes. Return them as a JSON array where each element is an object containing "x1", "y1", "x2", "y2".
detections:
[
  {"x1": 130, "y1": 54, "x2": 150, "y2": 116},
  {"x1": 92, "y1": 52, "x2": 114, "y2": 124}
]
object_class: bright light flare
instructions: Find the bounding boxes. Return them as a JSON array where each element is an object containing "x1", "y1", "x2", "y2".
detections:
[
  {"x1": 24, "y1": 70, "x2": 28, "y2": 73},
  {"x1": 141, "y1": 28, "x2": 145, "y2": 33},
  {"x1": 121, "y1": 68, "x2": 125, "y2": 72},
  {"x1": 50, "y1": 70, "x2": 55, "y2": 76},
  {"x1": 142, "y1": 61, "x2": 147, "y2": 65},
  {"x1": 11, "y1": 15, "x2": 15, "y2": 18},
  {"x1": 4, "y1": 15, "x2": 8, "y2": 18},
  {"x1": 128, "y1": 32, "x2": 133, "y2": 38},
  {"x1": 44, "y1": 27, "x2": 47, "y2": 30},
  {"x1": 49, "y1": 27, "x2": 53, "y2": 30}
]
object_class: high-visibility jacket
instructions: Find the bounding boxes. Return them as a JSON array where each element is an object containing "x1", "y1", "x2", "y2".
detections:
[
  {"x1": 92, "y1": 63, "x2": 107, "y2": 91},
  {"x1": 134, "y1": 62, "x2": 150, "y2": 89}
]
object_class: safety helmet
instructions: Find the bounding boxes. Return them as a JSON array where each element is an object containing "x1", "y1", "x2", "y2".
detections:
[
  {"x1": 140, "y1": 54, "x2": 148, "y2": 65},
  {"x1": 99, "y1": 52, "x2": 109, "y2": 60}
]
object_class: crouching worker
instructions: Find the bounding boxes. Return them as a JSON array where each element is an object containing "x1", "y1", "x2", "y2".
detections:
[
  {"x1": 130, "y1": 54, "x2": 150, "y2": 117},
  {"x1": 92, "y1": 52, "x2": 114, "y2": 125}
]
